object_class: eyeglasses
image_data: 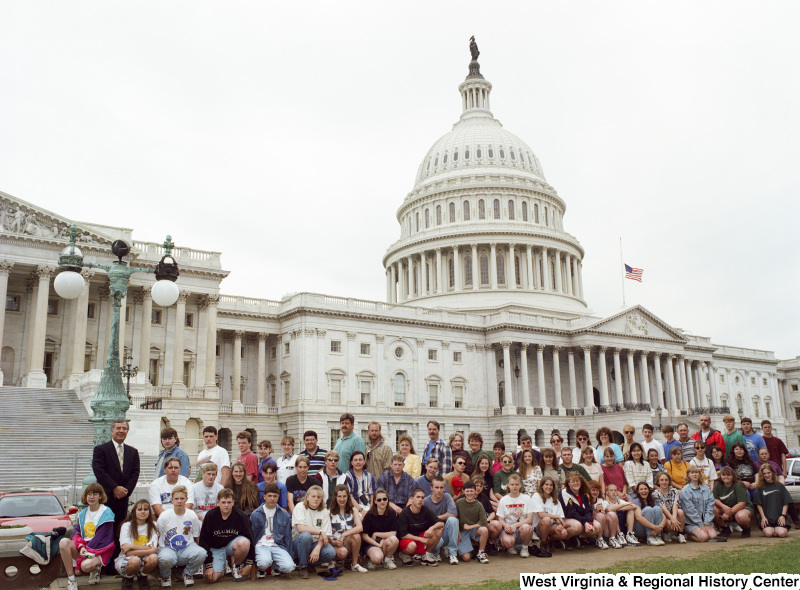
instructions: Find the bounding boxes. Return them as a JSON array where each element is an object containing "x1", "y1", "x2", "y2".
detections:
[
  {"x1": 577, "y1": 437, "x2": 588, "y2": 441},
  {"x1": 455, "y1": 461, "x2": 465, "y2": 465},
  {"x1": 326, "y1": 458, "x2": 338, "y2": 461},
  {"x1": 624, "y1": 431, "x2": 634, "y2": 434},
  {"x1": 375, "y1": 498, "x2": 388, "y2": 503}
]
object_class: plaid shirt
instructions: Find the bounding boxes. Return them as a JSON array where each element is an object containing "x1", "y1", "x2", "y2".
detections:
[
  {"x1": 377, "y1": 470, "x2": 417, "y2": 507},
  {"x1": 424, "y1": 439, "x2": 452, "y2": 477}
]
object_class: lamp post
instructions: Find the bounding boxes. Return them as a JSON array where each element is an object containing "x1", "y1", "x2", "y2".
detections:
[
  {"x1": 121, "y1": 354, "x2": 138, "y2": 401},
  {"x1": 656, "y1": 404, "x2": 663, "y2": 430},
  {"x1": 54, "y1": 224, "x2": 180, "y2": 448}
]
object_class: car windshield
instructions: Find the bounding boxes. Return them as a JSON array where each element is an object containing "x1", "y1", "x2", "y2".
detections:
[{"x1": 0, "y1": 495, "x2": 65, "y2": 517}]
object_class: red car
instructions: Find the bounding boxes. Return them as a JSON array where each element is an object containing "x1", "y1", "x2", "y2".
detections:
[{"x1": 0, "y1": 491, "x2": 77, "y2": 533}]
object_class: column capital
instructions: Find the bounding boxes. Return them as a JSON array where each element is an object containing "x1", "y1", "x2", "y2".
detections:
[
  {"x1": 247, "y1": 334, "x2": 259, "y2": 345},
  {"x1": 416, "y1": 338, "x2": 425, "y2": 347},
  {"x1": 316, "y1": 328, "x2": 327, "y2": 338},
  {"x1": 567, "y1": 348, "x2": 575, "y2": 357},
  {"x1": 442, "y1": 341, "x2": 450, "y2": 349},
  {"x1": 304, "y1": 328, "x2": 315, "y2": 337},
  {"x1": 598, "y1": 346, "x2": 607, "y2": 353},
  {"x1": 347, "y1": 331, "x2": 357, "y2": 340},
  {"x1": 484, "y1": 343, "x2": 495, "y2": 352},
  {"x1": 501, "y1": 341, "x2": 512, "y2": 349},
  {"x1": 489, "y1": 242, "x2": 497, "y2": 248},
  {"x1": 257, "y1": 332, "x2": 269, "y2": 342},
  {"x1": 537, "y1": 344, "x2": 546, "y2": 353},
  {"x1": 80, "y1": 268, "x2": 96, "y2": 280},
  {"x1": 651, "y1": 351, "x2": 661, "y2": 359},
  {"x1": 133, "y1": 290, "x2": 145, "y2": 304},
  {"x1": 36, "y1": 265, "x2": 57, "y2": 279},
  {"x1": 553, "y1": 345, "x2": 561, "y2": 354},
  {"x1": 509, "y1": 243, "x2": 516, "y2": 249},
  {"x1": 581, "y1": 345, "x2": 593, "y2": 354},
  {"x1": 667, "y1": 353, "x2": 675, "y2": 361},
  {"x1": 177, "y1": 290, "x2": 190, "y2": 304},
  {"x1": 520, "y1": 342, "x2": 529, "y2": 351},
  {"x1": 470, "y1": 243, "x2": 478, "y2": 249},
  {"x1": 99, "y1": 283, "x2": 111, "y2": 299},
  {"x1": 376, "y1": 334, "x2": 385, "y2": 343},
  {"x1": 435, "y1": 247, "x2": 442, "y2": 253},
  {"x1": 0, "y1": 260, "x2": 14, "y2": 276},
  {"x1": 233, "y1": 330, "x2": 245, "y2": 339},
  {"x1": 612, "y1": 347, "x2": 621, "y2": 356}
]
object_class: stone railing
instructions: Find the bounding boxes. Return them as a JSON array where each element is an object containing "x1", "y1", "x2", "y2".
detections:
[
  {"x1": 566, "y1": 408, "x2": 584, "y2": 416},
  {"x1": 244, "y1": 405, "x2": 258, "y2": 415},
  {"x1": 493, "y1": 408, "x2": 502, "y2": 416},
  {"x1": 132, "y1": 241, "x2": 222, "y2": 267},
  {"x1": 516, "y1": 407, "x2": 527, "y2": 415},
  {"x1": 152, "y1": 385, "x2": 172, "y2": 397},
  {"x1": 533, "y1": 407, "x2": 544, "y2": 416},
  {"x1": 687, "y1": 406, "x2": 730, "y2": 416},
  {"x1": 187, "y1": 388, "x2": 204, "y2": 399},
  {"x1": 550, "y1": 408, "x2": 560, "y2": 416},
  {"x1": 219, "y1": 403, "x2": 232, "y2": 414}
]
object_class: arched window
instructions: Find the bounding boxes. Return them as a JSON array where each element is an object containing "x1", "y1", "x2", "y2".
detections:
[
  {"x1": 426, "y1": 159, "x2": 431, "y2": 171},
  {"x1": 480, "y1": 255, "x2": 489, "y2": 285},
  {"x1": 493, "y1": 199, "x2": 500, "y2": 219},
  {"x1": 465, "y1": 148, "x2": 470, "y2": 160},
  {"x1": 499, "y1": 148, "x2": 505, "y2": 159},
  {"x1": 544, "y1": 207, "x2": 548, "y2": 226},
  {"x1": 476, "y1": 147, "x2": 482, "y2": 158},
  {"x1": 464, "y1": 255, "x2": 473, "y2": 286},
  {"x1": 520, "y1": 151, "x2": 525, "y2": 163},
  {"x1": 448, "y1": 257, "x2": 455, "y2": 288},
  {"x1": 415, "y1": 212, "x2": 419, "y2": 232},
  {"x1": 488, "y1": 147, "x2": 494, "y2": 158},
  {"x1": 478, "y1": 199, "x2": 486, "y2": 219},
  {"x1": 393, "y1": 373, "x2": 406, "y2": 407},
  {"x1": 515, "y1": 256, "x2": 521, "y2": 285},
  {"x1": 510, "y1": 149, "x2": 516, "y2": 161},
  {"x1": 434, "y1": 156, "x2": 438, "y2": 167},
  {"x1": 443, "y1": 153, "x2": 448, "y2": 164},
  {"x1": 498, "y1": 381, "x2": 505, "y2": 408},
  {"x1": 463, "y1": 200, "x2": 470, "y2": 220},
  {"x1": 508, "y1": 200, "x2": 515, "y2": 220},
  {"x1": 453, "y1": 150, "x2": 459, "y2": 162},
  {"x1": 522, "y1": 201, "x2": 528, "y2": 221},
  {"x1": 534, "y1": 203, "x2": 539, "y2": 223},
  {"x1": 436, "y1": 205, "x2": 442, "y2": 225},
  {"x1": 448, "y1": 202, "x2": 456, "y2": 223},
  {"x1": 425, "y1": 209, "x2": 430, "y2": 228},
  {"x1": 497, "y1": 254, "x2": 506, "y2": 285}
]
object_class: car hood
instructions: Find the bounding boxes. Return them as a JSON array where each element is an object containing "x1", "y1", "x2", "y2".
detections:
[{"x1": 0, "y1": 515, "x2": 73, "y2": 534}]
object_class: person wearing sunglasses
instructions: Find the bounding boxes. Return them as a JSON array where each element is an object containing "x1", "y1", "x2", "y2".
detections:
[
  {"x1": 621, "y1": 425, "x2": 638, "y2": 461},
  {"x1": 361, "y1": 489, "x2": 399, "y2": 569},
  {"x1": 314, "y1": 451, "x2": 347, "y2": 504},
  {"x1": 571, "y1": 429, "x2": 600, "y2": 465},
  {"x1": 444, "y1": 457, "x2": 470, "y2": 498}
]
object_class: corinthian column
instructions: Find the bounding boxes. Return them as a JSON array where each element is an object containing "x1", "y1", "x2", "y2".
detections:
[
  {"x1": 24, "y1": 265, "x2": 56, "y2": 388},
  {"x1": 0, "y1": 261, "x2": 13, "y2": 386},
  {"x1": 257, "y1": 333, "x2": 267, "y2": 407},
  {"x1": 582, "y1": 346, "x2": 593, "y2": 409},
  {"x1": 171, "y1": 291, "x2": 189, "y2": 394},
  {"x1": 67, "y1": 269, "x2": 94, "y2": 387},
  {"x1": 520, "y1": 343, "x2": 530, "y2": 406},
  {"x1": 204, "y1": 295, "x2": 219, "y2": 393},
  {"x1": 232, "y1": 330, "x2": 243, "y2": 403},
  {"x1": 597, "y1": 347, "x2": 609, "y2": 406}
]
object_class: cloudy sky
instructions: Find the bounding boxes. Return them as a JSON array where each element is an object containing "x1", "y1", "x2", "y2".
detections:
[{"x1": 1, "y1": 2, "x2": 798, "y2": 359}]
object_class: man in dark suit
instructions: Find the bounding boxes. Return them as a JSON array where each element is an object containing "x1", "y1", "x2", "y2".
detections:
[{"x1": 92, "y1": 418, "x2": 140, "y2": 573}]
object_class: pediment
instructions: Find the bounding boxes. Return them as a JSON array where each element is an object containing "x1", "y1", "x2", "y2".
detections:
[
  {"x1": 0, "y1": 190, "x2": 114, "y2": 246},
  {"x1": 582, "y1": 305, "x2": 687, "y2": 342}
]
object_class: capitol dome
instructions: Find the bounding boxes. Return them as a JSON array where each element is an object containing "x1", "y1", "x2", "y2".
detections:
[{"x1": 383, "y1": 45, "x2": 587, "y2": 316}]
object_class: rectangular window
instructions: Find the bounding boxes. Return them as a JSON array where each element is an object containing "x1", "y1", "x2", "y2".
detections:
[
  {"x1": 331, "y1": 340, "x2": 341, "y2": 353},
  {"x1": 360, "y1": 343, "x2": 371, "y2": 356},
  {"x1": 283, "y1": 381, "x2": 290, "y2": 404},
  {"x1": 185, "y1": 313, "x2": 194, "y2": 328},
  {"x1": 330, "y1": 428, "x2": 341, "y2": 446},
  {"x1": 720, "y1": 374, "x2": 725, "y2": 383},
  {"x1": 360, "y1": 380, "x2": 371, "y2": 405},
  {"x1": 428, "y1": 382, "x2": 438, "y2": 408},
  {"x1": 762, "y1": 378, "x2": 767, "y2": 386},
  {"x1": 795, "y1": 407, "x2": 800, "y2": 421},
  {"x1": 148, "y1": 359, "x2": 159, "y2": 386},
  {"x1": 792, "y1": 384, "x2": 799, "y2": 392},
  {"x1": 47, "y1": 299, "x2": 59, "y2": 315},
  {"x1": 751, "y1": 377, "x2": 756, "y2": 385},
  {"x1": 361, "y1": 429, "x2": 369, "y2": 441},
  {"x1": 151, "y1": 310, "x2": 162, "y2": 324},
  {"x1": 330, "y1": 378, "x2": 341, "y2": 404},
  {"x1": 216, "y1": 344, "x2": 221, "y2": 357},
  {"x1": 87, "y1": 302, "x2": 95, "y2": 318},
  {"x1": 453, "y1": 351, "x2": 462, "y2": 363},
  {"x1": 428, "y1": 349, "x2": 438, "y2": 361},
  {"x1": 125, "y1": 306, "x2": 131, "y2": 322},
  {"x1": 269, "y1": 382, "x2": 276, "y2": 406},
  {"x1": 454, "y1": 385, "x2": 464, "y2": 408},
  {"x1": 284, "y1": 342, "x2": 290, "y2": 356},
  {"x1": 241, "y1": 346, "x2": 245, "y2": 358},
  {"x1": 395, "y1": 429, "x2": 408, "y2": 450},
  {"x1": 183, "y1": 361, "x2": 190, "y2": 387},
  {"x1": 766, "y1": 402, "x2": 771, "y2": 418},
  {"x1": 5, "y1": 295, "x2": 20, "y2": 312},
  {"x1": 271, "y1": 346, "x2": 277, "y2": 359}
]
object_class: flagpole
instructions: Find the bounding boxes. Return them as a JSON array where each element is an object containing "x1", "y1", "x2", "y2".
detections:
[{"x1": 620, "y1": 237, "x2": 625, "y2": 307}]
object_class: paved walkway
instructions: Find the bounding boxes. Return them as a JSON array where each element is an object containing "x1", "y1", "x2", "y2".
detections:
[{"x1": 55, "y1": 535, "x2": 793, "y2": 590}]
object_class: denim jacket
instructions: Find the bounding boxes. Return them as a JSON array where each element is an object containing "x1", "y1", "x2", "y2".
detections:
[
  {"x1": 155, "y1": 446, "x2": 191, "y2": 479},
  {"x1": 250, "y1": 504, "x2": 295, "y2": 558}
]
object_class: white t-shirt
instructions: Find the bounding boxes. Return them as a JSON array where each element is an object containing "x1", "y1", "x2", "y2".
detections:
[
  {"x1": 149, "y1": 475, "x2": 195, "y2": 508},
  {"x1": 82, "y1": 506, "x2": 106, "y2": 539},
  {"x1": 690, "y1": 456, "x2": 717, "y2": 485},
  {"x1": 530, "y1": 493, "x2": 564, "y2": 527},
  {"x1": 119, "y1": 522, "x2": 158, "y2": 548},
  {"x1": 291, "y1": 504, "x2": 332, "y2": 541},
  {"x1": 197, "y1": 446, "x2": 231, "y2": 484},
  {"x1": 572, "y1": 446, "x2": 601, "y2": 464},
  {"x1": 642, "y1": 440, "x2": 665, "y2": 462},
  {"x1": 192, "y1": 481, "x2": 224, "y2": 518},
  {"x1": 258, "y1": 506, "x2": 277, "y2": 547},
  {"x1": 496, "y1": 493, "x2": 534, "y2": 526},
  {"x1": 157, "y1": 508, "x2": 201, "y2": 550},
  {"x1": 276, "y1": 454, "x2": 298, "y2": 485}
]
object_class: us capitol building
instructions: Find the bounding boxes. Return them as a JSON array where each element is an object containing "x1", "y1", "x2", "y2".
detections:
[{"x1": 1, "y1": 47, "x2": 798, "y2": 459}]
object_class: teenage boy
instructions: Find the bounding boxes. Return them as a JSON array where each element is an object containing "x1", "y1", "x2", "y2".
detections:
[
  {"x1": 424, "y1": 477, "x2": 459, "y2": 564},
  {"x1": 377, "y1": 454, "x2": 416, "y2": 514},
  {"x1": 155, "y1": 427, "x2": 191, "y2": 479},
  {"x1": 662, "y1": 425, "x2": 681, "y2": 460},
  {"x1": 197, "y1": 426, "x2": 231, "y2": 487},
  {"x1": 285, "y1": 456, "x2": 314, "y2": 513},
  {"x1": 257, "y1": 463, "x2": 288, "y2": 509},
  {"x1": 299, "y1": 431, "x2": 327, "y2": 476},
  {"x1": 495, "y1": 474, "x2": 534, "y2": 558},
  {"x1": 515, "y1": 435, "x2": 544, "y2": 468},
  {"x1": 641, "y1": 424, "x2": 665, "y2": 463},
  {"x1": 250, "y1": 484, "x2": 295, "y2": 578},
  {"x1": 192, "y1": 463, "x2": 224, "y2": 521},
  {"x1": 558, "y1": 447, "x2": 591, "y2": 482},
  {"x1": 467, "y1": 432, "x2": 493, "y2": 468},
  {"x1": 156, "y1": 486, "x2": 205, "y2": 587},
  {"x1": 721, "y1": 414, "x2": 746, "y2": 459},
  {"x1": 740, "y1": 418, "x2": 766, "y2": 463},
  {"x1": 150, "y1": 457, "x2": 195, "y2": 517},
  {"x1": 760, "y1": 420, "x2": 789, "y2": 475},
  {"x1": 276, "y1": 436, "x2": 298, "y2": 485},
  {"x1": 444, "y1": 456, "x2": 470, "y2": 498},
  {"x1": 256, "y1": 440, "x2": 276, "y2": 484},
  {"x1": 235, "y1": 432, "x2": 258, "y2": 483},
  {"x1": 413, "y1": 458, "x2": 441, "y2": 498},
  {"x1": 397, "y1": 488, "x2": 443, "y2": 566},
  {"x1": 456, "y1": 481, "x2": 489, "y2": 564},
  {"x1": 199, "y1": 489, "x2": 255, "y2": 583}
]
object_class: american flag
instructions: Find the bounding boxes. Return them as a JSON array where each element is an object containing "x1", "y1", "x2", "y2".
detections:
[{"x1": 624, "y1": 264, "x2": 643, "y2": 282}]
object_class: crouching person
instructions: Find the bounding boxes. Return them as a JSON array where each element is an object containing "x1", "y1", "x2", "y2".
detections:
[
  {"x1": 292, "y1": 485, "x2": 336, "y2": 579},
  {"x1": 116, "y1": 500, "x2": 159, "y2": 590},
  {"x1": 456, "y1": 480, "x2": 489, "y2": 563},
  {"x1": 156, "y1": 486, "x2": 205, "y2": 587},
  {"x1": 199, "y1": 488, "x2": 255, "y2": 583},
  {"x1": 251, "y1": 483, "x2": 296, "y2": 578}
]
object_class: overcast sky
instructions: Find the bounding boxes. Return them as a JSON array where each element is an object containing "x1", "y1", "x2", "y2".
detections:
[{"x1": 1, "y1": 2, "x2": 798, "y2": 359}]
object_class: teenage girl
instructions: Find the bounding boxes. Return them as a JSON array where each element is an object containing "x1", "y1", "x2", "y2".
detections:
[{"x1": 115, "y1": 499, "x2": 159, "y2": 585}]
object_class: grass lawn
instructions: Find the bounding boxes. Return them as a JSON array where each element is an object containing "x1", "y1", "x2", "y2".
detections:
[{"x1": 401, "y1": 538, "x2": 800, "y2": 590}]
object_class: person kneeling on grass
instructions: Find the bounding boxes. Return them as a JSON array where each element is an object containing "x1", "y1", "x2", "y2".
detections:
[
  {"x1": 116, "y1": 500, "x2": 159, "y2": 590},
  {"x1": 754, "y1": 463, "x2": 792, "y2": 538},
  {"x1": 397, "y1": 488, "x2": 443, "y2": 566},
  {"x1": 199, "y1": 488, "x2": 255, "y2": 583},
  {"x1": 250, "y1": 483, "x2": 295, "y2": 578},
  {"x1": 560, "y1": 473, "x2": 605, "y2": 549},
  {"x1": 455, "y1": 480, "x2": 490, "y2": 563},
  {"x1": 59, "y1": 483, "x2": 115, "y2": 590},
  {"x1": 496, "y1": 473, "x2": 535, "y2": 557}
]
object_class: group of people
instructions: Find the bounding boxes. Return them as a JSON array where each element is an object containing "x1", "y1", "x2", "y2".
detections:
[{"x1": 58, "y1": 413, "x2": 796, "y2": 589}]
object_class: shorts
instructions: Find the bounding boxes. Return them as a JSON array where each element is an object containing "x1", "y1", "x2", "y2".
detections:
[
  {"x1": 761, "y1": 520, "x2": 792, "y2": 530},
  {"x1": 114, "y1": 554, "x2": 142, "y2": 576},
  {"x1": 456, "y1": 528, "x2": 481, "y2": 556},
  {"x1": 208, "y1": 536, "x2": 247, "y2": 573},
  {"x1": 398, "y1": 538, "x2": 427, "y2": 555}
]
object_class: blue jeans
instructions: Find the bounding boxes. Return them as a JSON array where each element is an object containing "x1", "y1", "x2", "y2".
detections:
[
  {"x1": 255, "y1": 545, "x2": 295, "y2": 574},
  {"x1": 456, "y1": 527, "x2": 481, "y2": 556},
  {"x1": 434, "y1": 517, "x2": 459, "y2": 556},
  {"x1": 157, "y1": 545, "x2": 207, "y2": 578},
  {"x1": 294, "y1": 532, "x2": 336, "y2": 568},
  {"x1": 633, "y1": 506, "x2": 664, "y2": 539},
  {"x1": 209, "y1": 536, "x2": 248, "y2": 573}
]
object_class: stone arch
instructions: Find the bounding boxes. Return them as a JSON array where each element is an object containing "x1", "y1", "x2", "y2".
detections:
[
  {"x1": 534, "y1": 429, "x2": 545, "y2": 448},
  {"x1": 246, "y1": 428, "x2": 258, "y2": 445},
  {"x1": 218, "y1": 428, "x2": 233, "y2": 454},
  {"x1": 611, "y1": 430, "x2": 624, "y2": 445},
  {"x1": 567, "y1": 429, "x2": 576, "y2": 447},
  {"x1": 184, "y1": 418, "x2": 203, "y2": 458},
  {"x1": 493, "y1": 429, "x2": 505, "y2": 447}
]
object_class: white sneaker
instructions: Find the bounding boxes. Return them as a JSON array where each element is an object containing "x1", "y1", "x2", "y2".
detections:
[
  {"x1": 507, "y1": 547, "x2": 518, "y2": 556},
  {"x1": 607, "y1": 538, "x2": 619, "y2": 549},
  {"x1": 449, "y1": 554, "x2": 459, "y2": 565},
  {"x1": 183, "y1": 573, "x2": 194, "y2": 587},
  {"x1": 271, "y1": 568, "x2": 283, "y2": 576},
  {"x1": 365, "y1": 559, "x2": 376, "y2": 570},
  {"x1": 677, "y1": 534, "x2": 687, "y2": 544},
  {"x1": 731, "y1": 523, "x2": 743, "y2": 533},
  {"x1": 351, "y1": 564, "x2": 368, "y2": 573},
  {"x1": 440, "y1": 546, "x2": 449, "y2": 560},
  {"x1": 256, "y1": 570, "x2": 267, "y2": 579},
  {"x1": 88, "y1": 568, "x2": 101, "y2": 585},
  {"x1": 382, "y1": 557, "x2": 397, "y2": 570},
  {"x1": 520, "y1": 547, "x2": 530, "y2": 558},
  {"x1": 477, "y1": 551, "x2": 489, "y2": 564},
  {"x1": 67, "y1": 578, "x2": 78, "y2": 590},
  {"x1": 160, "y1": 577, "x2": 172, "y2": 588},
  {"x1": 596, "y1": 538, "x2": 608, "y2": 550},
  {"x1": 616, "y1": 532, "x2": 627, "y2": 546},
  {"x1": 626, "y1": 532, "x2": 640, "y2": 546}
]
